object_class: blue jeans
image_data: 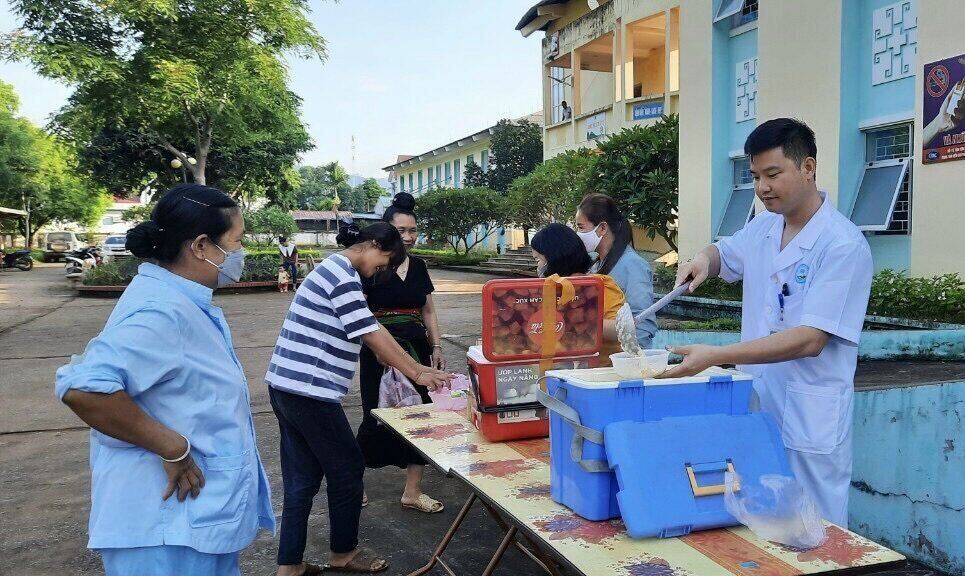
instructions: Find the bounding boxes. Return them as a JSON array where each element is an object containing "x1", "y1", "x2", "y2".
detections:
[
  {"x1": 269, "y1": 387, "x2": 364, "y2": 565},
  {"x1": 282, "y1": 261, "x2": 298, "y2": 284}
]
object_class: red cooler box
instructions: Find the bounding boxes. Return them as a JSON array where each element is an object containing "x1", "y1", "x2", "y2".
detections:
[
  {"x1": 481, "y1": 277, "x2": 604, "y2": 363},
  {"x1": 467, "y1": 345, "x2": 598, "y2": 441}
]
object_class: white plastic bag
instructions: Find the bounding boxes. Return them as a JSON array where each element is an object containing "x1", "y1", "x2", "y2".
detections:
[
  {"x1": 378, "y1": 367, "x2": 423, "y2": 409},
  {"x1": 724, "y1": 473, "x2": 827, "y2": 549}
]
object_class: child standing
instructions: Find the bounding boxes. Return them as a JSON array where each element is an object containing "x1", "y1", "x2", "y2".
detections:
[{"x1": 277, "y1": 266, "x2": 291, "y2": 293}]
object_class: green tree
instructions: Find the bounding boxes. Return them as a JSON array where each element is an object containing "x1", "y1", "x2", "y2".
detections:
[
  {"x1": 0, "y1": 80, "x2": 110, "y2": 246},
  {"x1": 462, "y1": 159, "x2": 487, "y2": 189},
  {"x1": 589, "y1": 115, "x2": 679, "y2": 251},
  {"x1": 418, "y1": 187, "x2": 506, "y2": 255},
  {"x1": 486, "y1": 119, "x2": 543, "y2": 193},
  {"x1": 506, "y1": 149, "x2": 596, "y2": 231},
  {"x1": 295, "y1": 165, "x2": 329, "y2": 209},
  {"x1": 122, "y1": 202, "x2": 157, "y2": 225},
  {"x1": 4, "y1": 0, "x2": 324, "y2": 187},
  {"x1": 324, "y1": 162, "x2": 350, "y2": 198},
  {"x1": 245, "y1": 206, "x2": 298, "y2": 242},
  {"x1": 356, "y1": 178, "x2": 385, "y2": 211}
]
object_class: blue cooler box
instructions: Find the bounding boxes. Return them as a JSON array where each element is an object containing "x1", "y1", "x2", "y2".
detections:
[
  {"x1": 539, "y1": 367, "x2": 754, "y2": 521},
  {"x1": 605, "y1": 413, "x2": 792, "y2": 538}
]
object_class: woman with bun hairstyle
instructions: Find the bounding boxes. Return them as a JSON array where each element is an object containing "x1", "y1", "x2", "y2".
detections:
[
  {"x1": 353, "y1": 192, "x2": 446, "y2": 515},
  {"x1": 575, "y1": 193, "x2": 657, "y2": 349},
  {"x1": 265, "y1": 217, "x2": 451, "y2": 575},
  {"x1": 54, "y1": 184, "x2": 274, "y2": 575}
]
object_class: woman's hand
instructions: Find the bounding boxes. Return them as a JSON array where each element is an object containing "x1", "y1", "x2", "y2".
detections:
[
  {"x1": 431, "y1": 347, "x2": 447, "y2": 371},
  {"x1": 416, "y1": 369, "x2": 452, "y2": 392},
  {"x1": 160, "y1": 437, "x2": 205, "y2": 502}
]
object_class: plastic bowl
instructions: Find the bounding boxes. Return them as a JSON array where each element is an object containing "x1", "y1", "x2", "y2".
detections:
[{"x1": 610, "y1": 350, "x2": 670, "y2": 379}]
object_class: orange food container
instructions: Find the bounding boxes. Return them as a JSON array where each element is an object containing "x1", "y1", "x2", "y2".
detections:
[
  {"x1": 466, "y1": 346, "x2": 599, "y2": 441},
  {"x1": 480, "y1": 277, "x2": 604, "y2": 363}
]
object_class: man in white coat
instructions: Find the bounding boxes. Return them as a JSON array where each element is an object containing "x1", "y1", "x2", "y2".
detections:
[{"x1": 665, "y1": 118, "x2": 873, "y2": 527}]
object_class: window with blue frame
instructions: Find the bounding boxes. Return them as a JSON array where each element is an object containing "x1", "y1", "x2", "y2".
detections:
[
  {"x1": 849, "y1": 124, "x2": 913, "y2": 234},
  {"x1": 427, "y1": 167, "x2": 433, "y2": 189},
  {"x1": 454, "y1": 158, "x2": 461, "y2": 188},
  {"x1": 436, "y1": 164, "x2": 442, "y2": 184},
  {"x1": 716, "y1": 156, "x2": 756, "y2": 238},
  {"x1": 481, "y1": 149, "x2": 489, "y2": 172},
  {"x1": 408, "y1": 173, "x2": 413, "y2": 192},
  {"x1": 399, "y1": 175, "x2": 405, "y2": 192},
  {"x1": 418, "y1": 170, "x2": 423, "y2": 192},
  {"x1": 445, "y1": 161, "x2": 451, "y2": 185},
  {"x1": 467, "y1": 154, "x2": 474, "y2": 166}
]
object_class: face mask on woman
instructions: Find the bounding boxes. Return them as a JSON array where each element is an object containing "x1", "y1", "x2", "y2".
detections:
[
  {"x1": 577, "y1": 224, "x2": 603, "y2": 254},
  {"x1": 206, "y1": 244, "x2": 246, "y2": 287}
]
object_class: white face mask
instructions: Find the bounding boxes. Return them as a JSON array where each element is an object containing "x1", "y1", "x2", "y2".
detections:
[{"x1": 577, "y1": 224, "x2": 603, "y2": 254}]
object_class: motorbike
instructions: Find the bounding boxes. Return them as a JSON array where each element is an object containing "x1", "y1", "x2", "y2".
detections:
[
  {"x1": 0, "y1": 249, "x2": 34, "y2": 271},
  {"x1": 65, "y1": 246, "x2": 102, "y2": 280}
]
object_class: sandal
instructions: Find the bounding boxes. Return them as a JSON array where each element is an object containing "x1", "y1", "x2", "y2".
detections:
[
  {"x1": 361, "y1": 493, "x2": 368, "y2": 508},
  {"x1": 401, "y1": 493, "x2": 444, "y2": 514},
  {"x1": 301, "y1": 564, "x2": 325, "y2": 575},
  {"x1": 323, "y1": 548, "x2": 388, "y2": 574}
]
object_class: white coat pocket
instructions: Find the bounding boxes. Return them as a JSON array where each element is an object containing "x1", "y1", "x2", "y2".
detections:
[
  {"x1": 188, "y1": 452, "x2": 252, "y2": 528},
  {"x1": 782, "y1": 383, "x2": 840, "y2": 455}
]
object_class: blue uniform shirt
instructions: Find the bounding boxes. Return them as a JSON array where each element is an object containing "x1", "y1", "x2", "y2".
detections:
[
  {"x1": 55, "y1": 263, "x2": 274, "y2": 553},
  {"x1": 608, "y1": 248, "x2": 657, "y2": 348}
]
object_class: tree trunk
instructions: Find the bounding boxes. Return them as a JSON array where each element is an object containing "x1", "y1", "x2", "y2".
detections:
[{"x1": 523, "y1": 227, "x2": 530, "y2": 245}]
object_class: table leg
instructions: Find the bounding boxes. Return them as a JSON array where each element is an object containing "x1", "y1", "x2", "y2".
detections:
[
  {"x1": 478, "y1": 497, "x2": 564, "y2": 576},
  {"x1": 481, "y1": 525, "x2": 518, "y2": 576},
  {"x1": 406, "y1": 493, "x2": 478, "y2": 576}
]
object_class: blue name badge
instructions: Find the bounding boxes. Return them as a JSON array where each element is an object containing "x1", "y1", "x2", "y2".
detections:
[{"x1": 795, "y1": 264, "x2": 809, "y2": 285}]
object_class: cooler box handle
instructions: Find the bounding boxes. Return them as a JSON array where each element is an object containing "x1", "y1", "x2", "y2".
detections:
[
  {"x1": 537, "y1": 384, "x2": 609, "y2": 473},
  {"x1": 685, "y1": 460, "x2": 740, "y2": 497}
]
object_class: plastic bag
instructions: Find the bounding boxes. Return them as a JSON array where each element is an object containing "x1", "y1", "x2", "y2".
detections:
[
  {"x1": 378, "y1": 367, "x2": 423, "y2": 409},
  {"x1": 428, "y1": 373, "x2": 470, "y2": 411},
  {"x1": 724, "y1": 473, "x2": 827, "y2": 549}
]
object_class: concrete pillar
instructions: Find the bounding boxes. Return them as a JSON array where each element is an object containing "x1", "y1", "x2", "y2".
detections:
[
  {"x1": 677, "y1": 0, "x2": 715, "y2": 259},
  {"x1": 756, "y1": 2, "x2": 843, "y2": 207}
]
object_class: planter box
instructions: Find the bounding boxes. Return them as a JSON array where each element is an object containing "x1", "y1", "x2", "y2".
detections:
[{"x1": 77, "y1": 278, "x2": 304, "y2": 296}]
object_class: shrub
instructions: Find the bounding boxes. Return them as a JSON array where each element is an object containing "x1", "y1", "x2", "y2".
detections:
[
  {"x1": 82, "y1": 258, "x2": 142, "y2": 285},
  {"x1": 868, "y1": 269, "x2": 964, "y2": 324}
]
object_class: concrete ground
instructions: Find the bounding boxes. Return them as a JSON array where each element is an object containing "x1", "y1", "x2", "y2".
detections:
[{"x1": 0, "y1": 263, "x2": 946, "y2": 575}]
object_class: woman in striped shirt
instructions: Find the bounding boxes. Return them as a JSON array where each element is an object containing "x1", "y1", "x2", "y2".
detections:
[{"x1": 265, "y1": 222, "x2": 451, "y2": 575}]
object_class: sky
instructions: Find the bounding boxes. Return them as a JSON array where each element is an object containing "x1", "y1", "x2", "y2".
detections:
[{"x1": 0, "y1": 0, "x2": 543, "y2": 178}]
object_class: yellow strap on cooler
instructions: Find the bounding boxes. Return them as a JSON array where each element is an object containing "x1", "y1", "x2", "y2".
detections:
[{"x1": 539, "y1": 274, "x2": 575, "y2": 379}]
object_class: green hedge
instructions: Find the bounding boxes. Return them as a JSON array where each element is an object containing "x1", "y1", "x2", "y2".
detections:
[
  {"x1": 82, "y1": 254, "x2": 300, "y2": 286},
  {"x1": 653, "y1": 264, "x2": 964, "y2": 324},
  {"x1": 411, "y1": 248, "x2": 493, "y2": 266}
]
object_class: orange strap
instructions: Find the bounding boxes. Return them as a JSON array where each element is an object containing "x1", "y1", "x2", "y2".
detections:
[{"x1": 539, "y1": 274, "x2": 576, "y2": 379}]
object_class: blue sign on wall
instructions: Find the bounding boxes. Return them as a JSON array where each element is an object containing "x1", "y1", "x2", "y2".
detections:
[{"x1": 632, "y1": 101, "x2": 664, "y2": 121}]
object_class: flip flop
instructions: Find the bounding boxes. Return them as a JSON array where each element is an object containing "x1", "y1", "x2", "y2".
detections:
[
  {"x1": 401, "y1": 493, "x2": 444, "y2": 514},
  {"x1": 301, "y1": 564, "x2": 325, "y2": 575},
  {"x1": 322, "y1": 548, "x2": 388, "y2": 574}
]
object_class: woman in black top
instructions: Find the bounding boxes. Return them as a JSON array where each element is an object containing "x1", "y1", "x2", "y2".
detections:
[{"x1": 356, "y1": 193, "x2": 446, "y2": 514}]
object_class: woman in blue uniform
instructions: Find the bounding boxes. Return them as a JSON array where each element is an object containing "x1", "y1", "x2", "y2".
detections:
[{"x1": 55, "y1": 184, "x2": 274, "y2": 576}]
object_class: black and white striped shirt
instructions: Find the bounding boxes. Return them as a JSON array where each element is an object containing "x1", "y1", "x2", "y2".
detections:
[{"x1": 265, "y1": 254, "x2": 379, "y2": 402}]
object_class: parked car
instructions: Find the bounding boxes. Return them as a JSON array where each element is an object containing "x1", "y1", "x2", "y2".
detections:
[
  {"x1": 100, "y1": 234, "x2": 132, "y2": 260},
  {"x1": 43, "y1": 231, "x2": 87, "y2": 262}
]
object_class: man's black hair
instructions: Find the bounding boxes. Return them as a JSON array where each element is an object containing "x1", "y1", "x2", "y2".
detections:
[{"x1": 744, "y1": 118, "x2": 817, "y2": 166}]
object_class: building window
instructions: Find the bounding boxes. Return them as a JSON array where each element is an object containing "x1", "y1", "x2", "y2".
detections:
[
  {"x1": 481, "y1": 150, "x2": 489, "y2": 172},
  {"x1": 445, "y1": 161, "x2": 451, "y2": 184},
  {"x1": 417, "y1": 170, "x2": 423, "y2": 192},
  {"x1": 399, "y1": 176, "x2": 405, "y2": 192},
  {"x1": 427, "y1": 167, "x2": 433, "y2": 189},
  {"x1": 849, "y1": 124, "x2": 913, "y2": 234},
  {"x1": 408, "y1": 173, "x2": 413, "y2": 192},
  {"x1": 550, "y1": 66, "x2": 570, "y2": 124},
  {"x1": 101, "y1": 216, "x2": 114, "y2": 226},
  {"x1": 716, "y1": 157, "x2": 756, "y2": 238},
  {"x1": 715, "y1": 0, "x2": 757, "y2": 27},
  {"x1": 454, "y1": 158, "x2": 461, "y2": 188},
  {"x1": 436, "y1": 164, "x2": 442, "y2": 184},
  {"x1": 467, "y1": 154, "x2": 474, "y2": 166}
]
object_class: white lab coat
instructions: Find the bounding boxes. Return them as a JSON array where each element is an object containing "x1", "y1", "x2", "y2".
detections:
[{"x1": 714, "y1": 193, "x2": 873, "y2": 527}]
